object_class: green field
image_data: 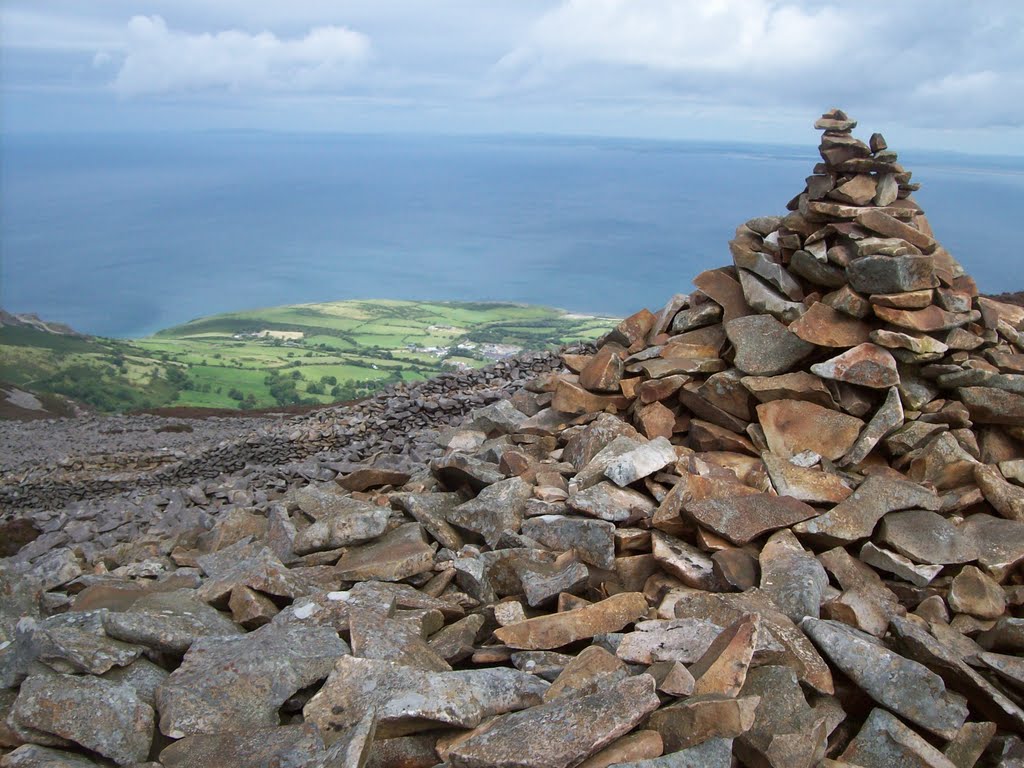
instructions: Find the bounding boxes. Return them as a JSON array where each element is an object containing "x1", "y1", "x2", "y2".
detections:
[{"x1": 0, "y1": 300, "x2": 616, "y2": 413}]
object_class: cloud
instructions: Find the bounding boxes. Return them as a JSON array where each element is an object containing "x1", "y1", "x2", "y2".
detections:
[
  {"x1": 111, "y1": 15, "x2": 371, "y2": 96},
  {"x1": 492, "y1": 0, "x2": 1024, "y2": 128}
]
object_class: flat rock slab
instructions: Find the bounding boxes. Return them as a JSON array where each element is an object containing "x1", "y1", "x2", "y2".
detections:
[
  {"x1": 793, "y1": 474, "x2": 938, "y2": 546},
  {"x1": 156, "y1": 622, "x2": 348, "y2": 738},
  {"x1": 567, "y1": 481, "x2": 656, "y2": 523},
  {"x1": 446, "y1": 674, "x2": 660, "y2": 768},
  {"x1": 685, "y1": 493, "x2": 818, "y2": 545},
  {"x1": 12, "y1": 674, "x2": 154, "y2": 765},
  {"x1": 789, "y1": 301, "x2": 872, "y2": 347},
  {"x1": 757, "y1": 400, "x2": 864, "y2": 460},
  {"x1": 802, "y1": 618, "x2": 968, "y2": 739},
  {"x1": 159, "y1": 723, "x2": 326, "y2": 768},
  {"x1": 604, "y1": 437, "x2": 677, "y2": 487},
  {"x1": 334, "y1": 522, "x2": 435, "y2": 582},
  {"x1": 521, "y1": 515, "x2": 616, "y2": 570},
  {"x1": 292, "y1": 500, "x2": 390, "y2": 555},
  {"x1": 102, "y1": 589, "x2": 243, "y2": 655},
  {"x1": 878, "y1": 510, "x2": 979, "y2": 565},
  {"x1": 494, "y1": 592, "x2": 649, "y2": 650},
  {"x1": 304, "y1": 656, "x2": 547, "y2": 740}
]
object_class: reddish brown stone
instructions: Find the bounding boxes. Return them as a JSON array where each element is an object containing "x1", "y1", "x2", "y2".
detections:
[
  {"x1": 810, "y1": 343, "x2": 900, "y2": 389},
  {"x1": 579, "y1": 345, "x2": 626, "y2": 393},
  {"x1": 789, "y1": 302, "x2": 873, "y2": 347},
  {"x1": 757, "y1": 400, "x2": 864, "y2": 460}
]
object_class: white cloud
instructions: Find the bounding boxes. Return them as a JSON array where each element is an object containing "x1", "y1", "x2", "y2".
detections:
[
  {"x1": 111, "y1": 15, "x2": 371, "y2": 96},
  {"x1": 492, "y1": 0, "x2": 1024, "y2": 129},
  {"x1": 500, "y1": 0, "x2": 843, "y2": 77}
]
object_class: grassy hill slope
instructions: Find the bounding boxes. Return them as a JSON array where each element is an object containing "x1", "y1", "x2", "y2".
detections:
[{"x1": 0, "y1": 300, "x2": 616, "y2": 414}]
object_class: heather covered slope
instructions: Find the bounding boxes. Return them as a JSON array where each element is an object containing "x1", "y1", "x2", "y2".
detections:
[
  {"x1": 0, "y1": 300, "x2": 614, "y2": 416},
  {"x1": 2, "y1": 111, "x2": 1024, "y2": 767}
]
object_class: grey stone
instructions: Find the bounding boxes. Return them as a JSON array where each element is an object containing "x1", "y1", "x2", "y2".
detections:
[
  {"x1": 304, "y1": 655, "x2": 547, "y2": 740},
  {"x1": 841, "y1": 708, "x2": 957, "y2": 768},
  {"x1": 847, "y1": 254, "x2": 937, "y2": 294},
  {"x1": 802, "y1": 618, "x2": 968, "y2": 739},
  {"x1": 446, "y1": 476, "x2": 532, "y2": 548},
  {"x1": 878, "y1": 509, "x2": 979, "y2": 565},
  {"x1": 292, "y1": 500, "x2": 390, "y2": 555},
  {"x1": 522, "y1": 515, "x2": 616, "y2": 570},
  {"x1": 159, "y1": 723, "x2": 326, "y2": 768},
  {"x1": 604, "y1": 437, "x2": 677, "y2": 487},
  {"x1": 793, "y1": 474, "x2": 940, "y2": 546},
  {"x1": 156, "y1": 622, "x2": 347, "y2": 738},
  {"x1": 446, "y1": 674, "x2": 660, "y2": 768},
  {"x1": 567, "y1": 481, "x2": 656, "y2": 523},
  {"x1": 12, "y1": 674, "x2": 154, "y2": 765},
  {"x1": 726, "y1": 315, "x2": 815, "y2": 376},
  {"x1": 102, "y1": 589, "x2": 243, "y2": 654}
]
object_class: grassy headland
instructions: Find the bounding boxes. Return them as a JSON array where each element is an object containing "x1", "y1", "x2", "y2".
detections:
[{"x1": 0, "y1": 300, "x2": 616, "y2": 414}]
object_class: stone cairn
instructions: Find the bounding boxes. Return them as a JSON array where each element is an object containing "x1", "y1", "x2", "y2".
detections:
[{"x1": 1, "y1": 109, "x2": 1023, "y2": 767}]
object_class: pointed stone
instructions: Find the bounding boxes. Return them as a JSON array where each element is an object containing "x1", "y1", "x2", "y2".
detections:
[
  {"x1": 579, "y1": 345, "x2": 626, "y2": 393},
  {"x1": 840, "y1": 708, "x2": 957, "y2": 768},
  {"x1": 738, "y1": 269, "x2": 806, "y2": 323},
  {"x1": 793, "y1": 474, "x2": 940, "y2": 546},
  {"x1": 689, "y1": 614, "x2": 759, "y2": 697},
  {"x1": 859, "y1": 542, "x2": 943, "y2": 587},
  {"x1": 948, "y1": 565, "x2": 1006, "y2": 619},
  {"x1": 974, "y1": 463, "x2": 1024, "y2": 521},
  {"x1": 889, "y1": 614, "x2": 1024, "y2": 732},
  {"x1": 811, "y1": 343, "x2": 900, "y2": 389},
  {"x1": 736, "y1": 665, "x2": 831, "y2": 768},
  {"x1": 840, "y1": 385, "x2": 904, "y2": 466},
  {"x1": 648, "y1": 695, "x2": 759, "y2": 752},
  {"x1": 576, "y1": 730, "x2": 665, "y2": 768},
  {"x1": 802, "y1": 618, "x2": 968, "y2": 739},
  {"x1": 446, "y1": 476, "x2": 532, "y2": 548},
  {"x1": 493, "y1": 592, "x2": 649, "y2": 650},
  {"x1": 856, "y1": 209, "x2": 937, "y2": 252}
]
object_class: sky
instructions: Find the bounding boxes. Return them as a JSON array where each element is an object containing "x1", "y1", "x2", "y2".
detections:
[{"x1": 2, "y1": 1, "x2": 1024, "y2": 153}]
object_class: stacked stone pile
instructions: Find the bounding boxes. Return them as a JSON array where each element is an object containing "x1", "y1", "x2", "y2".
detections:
[{"x1": 2, "y1": 111, "x2": 1024, "y2": 767}]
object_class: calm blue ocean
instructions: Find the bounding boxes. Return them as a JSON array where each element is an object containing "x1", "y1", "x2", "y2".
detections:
[{"x1": 2, "y1": 132, "x2": 1022, "y2": 338}]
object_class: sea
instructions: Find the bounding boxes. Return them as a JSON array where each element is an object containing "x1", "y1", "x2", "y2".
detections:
[{"x1": 2, "y1": 132, "x2": 1022, "y2": 338}]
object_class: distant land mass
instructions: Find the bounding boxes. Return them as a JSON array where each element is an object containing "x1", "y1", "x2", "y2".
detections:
[{"x1": 0, "y1": 300, "x2": 616, "y2": 418}]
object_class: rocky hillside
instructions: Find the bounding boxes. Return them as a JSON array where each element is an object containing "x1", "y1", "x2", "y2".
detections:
[{"x1": 1, "y1": 110, "x2": 1023, "y2": 767}]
